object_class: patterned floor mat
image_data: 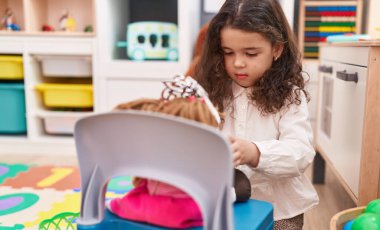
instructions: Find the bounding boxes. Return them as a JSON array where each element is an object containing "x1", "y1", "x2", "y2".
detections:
[{"x1": 0, "y1": 163, "x2": 133, "y2": 229}]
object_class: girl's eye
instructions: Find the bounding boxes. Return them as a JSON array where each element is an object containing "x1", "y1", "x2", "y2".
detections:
[
  {"x1": 223, "y1": 51, "x2": 233, "y2": 56},
  {"x1": 246, "y1": 53, "x2": 258, "y2": 57}
]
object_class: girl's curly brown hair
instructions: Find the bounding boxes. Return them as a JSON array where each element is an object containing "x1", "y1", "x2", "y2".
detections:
[{"x1": 194, "y1": 0, "x2": 309, "y2": 115}]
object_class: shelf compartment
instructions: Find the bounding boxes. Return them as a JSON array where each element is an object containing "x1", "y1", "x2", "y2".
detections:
[
  {"x1": 100, "y1": 0, "x2": 178, "y2": 60},
  {"x1": 0, "y1": 82, "x2": 26, "y2": 134},
  {"x1": 0, "y1": 55, "x2": 23, "y2": 79},
  {"x1": 35, "y1": 83, "x2": 93, "y2": 108},
  {"x1": 24, "y1": 0, "x2": 95, "y2": 34},
  {"x1": 40, "y1": 112, "x2": 89, "y2": 135},
  {"x1": 36, "y1": 55, "x2": 92, "y2": 77},
  {"x1": 0, "y1": 0, "x2": 25, "y2": 31}
]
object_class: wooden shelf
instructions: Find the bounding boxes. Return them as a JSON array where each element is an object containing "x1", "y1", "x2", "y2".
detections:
[
  {"x1": 0, "y1": 0, "x2": 95, "y2": 34},
  {"x1": 25, "y1": 0, "x2": 95, "y2": 33},
  {"x1": 298, "y1": 0, "x2": 363, "y2": 59},
  {"x1": 0, "y1": 0, "x2": 25, "y2": 31},
  {"x1": 0, "y1": 31, "x2": 95, "y2": 37}
]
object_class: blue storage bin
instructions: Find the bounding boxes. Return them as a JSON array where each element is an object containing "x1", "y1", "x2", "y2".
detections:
[{"x1": 0, "y1": 83, "x2": 27, "y2": 134}]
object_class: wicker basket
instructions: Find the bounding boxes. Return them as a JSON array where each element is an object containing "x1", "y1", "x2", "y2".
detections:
[{"x1": 330, "y1": 206, "x2": 365, "y2": 230}]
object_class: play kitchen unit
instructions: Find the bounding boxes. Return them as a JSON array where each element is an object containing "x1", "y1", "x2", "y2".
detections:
[
  {"x1": 314, "y1": 41, "x2": 380, "y2": 206},
  {"x1": 0, "y1": 0, "x2": 200, "y2": 154}
]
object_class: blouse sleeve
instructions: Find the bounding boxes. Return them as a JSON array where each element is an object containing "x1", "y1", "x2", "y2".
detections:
[{"x1": 253, "y1": 92, "x2": 316, "y2": 177}]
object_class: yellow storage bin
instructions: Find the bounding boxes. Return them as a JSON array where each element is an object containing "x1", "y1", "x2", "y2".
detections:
[
  {"x1": 35, "y1": 83, "x2": 93, "y2": 108},
  {"x1": 0, "y1": 56, "x2": 24, "y2": 80}
]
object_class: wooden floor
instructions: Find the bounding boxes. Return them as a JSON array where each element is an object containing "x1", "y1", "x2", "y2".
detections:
[
  {"x1": 304, "y1": 164, "x2": 355, "y2": 230},
  {"x1": 0, "y1": 154, "x2": 356, "y2": 229}
]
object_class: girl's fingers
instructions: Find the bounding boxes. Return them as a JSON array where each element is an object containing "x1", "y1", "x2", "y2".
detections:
[
  {"x1": 231, "y1": 141, "x2": 239, "y2": 153},
  {"x1": 233, "y1": 151, "x2": 241, "y2": 166},
  {"x1": 229, "y1": 136, "x2": 242, "y2": 166},
  {"x1": 234, "y1": 158, "x2": 241, "y2": 166}
]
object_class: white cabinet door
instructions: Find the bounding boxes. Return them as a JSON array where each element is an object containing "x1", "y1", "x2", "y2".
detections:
[
  {"x1": 104, "y1": 79, "x2": 164, "y2": 111},
  {"x1": 329, "y1": 62, "x2": 367, "y2": 197},
  {"x1": 317, "y1": 58, "x2": 367, "y2": 197}
]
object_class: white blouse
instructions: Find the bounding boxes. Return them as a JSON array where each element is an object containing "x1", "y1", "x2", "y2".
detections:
[{"x1": 222, "y1": 82, "x2": 319, "y2": 221}]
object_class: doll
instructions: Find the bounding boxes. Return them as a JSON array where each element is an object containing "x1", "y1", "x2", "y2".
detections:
[
  {"x1": 108, "y1": 75, "x2": 251, "y2": 229},
  {"x1": 59, "y1": 9, "x2": 68, "y2": 31},
  {"x1": 1, "y1": 8, "x2": 20, "y2": 31},
  {"x1": 59, "y1": 9, "x2": 76, "y2": 31}
]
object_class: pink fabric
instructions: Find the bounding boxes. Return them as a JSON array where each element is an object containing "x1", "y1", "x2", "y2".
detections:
[
  {"x1": 146, "y1": 180, "x2": 189, "y2": 198},
  {"x1": 110, "y1": 179, "x2": 203, "y2": 228}
]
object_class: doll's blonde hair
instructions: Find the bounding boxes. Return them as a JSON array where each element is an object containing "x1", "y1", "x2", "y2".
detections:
[{"x1": 115, "y1": 97, "x2": 221, "y2": 128}]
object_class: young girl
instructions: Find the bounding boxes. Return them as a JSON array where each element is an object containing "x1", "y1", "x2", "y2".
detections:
[
  {"x1": 194, "y1": 0, "x2": 319, "y2": 229},
  {"x1": 109, "y1": 75, "x2": 251, "y2": 228}
]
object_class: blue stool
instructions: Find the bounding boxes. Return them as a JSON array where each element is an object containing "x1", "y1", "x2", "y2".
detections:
[{"x1": 77, "y1": 199, "x2": 273, "y2": 230}]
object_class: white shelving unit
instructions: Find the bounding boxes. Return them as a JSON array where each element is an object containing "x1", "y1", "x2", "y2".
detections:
[
  {"x1": 0, "y1": 35, "x2": 94, "y2": 155},
  {"x1": 0, "y1": 0, "x2": 201, "y2": 155},
  {"x1": 95, "y1": 0, "x2": 200, "y2": 111},
  {"x1": 25, "y1": 38, "x2": 94, "y2": 140}
]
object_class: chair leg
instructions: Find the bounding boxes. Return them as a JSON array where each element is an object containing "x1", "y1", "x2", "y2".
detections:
[
  {"x1": 77, "y1": 165, "x2": 106, "y2": 225},
  {"x1": 212, "y1": 189, "x2": 233, "y2": 230}
]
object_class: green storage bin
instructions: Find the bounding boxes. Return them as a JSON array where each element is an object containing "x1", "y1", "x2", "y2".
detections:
[{"x1": 0, "y1": 83, "x2": 27, "y2": 134}]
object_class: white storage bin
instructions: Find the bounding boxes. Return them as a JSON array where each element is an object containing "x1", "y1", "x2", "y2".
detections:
[
  {"x1": 42, "y1": 114, "x2": 87, "y2": 135},
  {"x1": 37, "y1": 55, "x2": 92, "y2": 77}
]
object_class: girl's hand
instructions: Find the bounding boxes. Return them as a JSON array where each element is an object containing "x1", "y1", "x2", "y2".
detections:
[{"x1": 229, "y1": 136, "x2": 260, "y2": 167}]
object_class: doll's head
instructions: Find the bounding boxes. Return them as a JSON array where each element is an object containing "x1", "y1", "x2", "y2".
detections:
[
  {"x1": 115, "y1": 76, "x2": 222, "y2": 187},
  {"x1": 115, "y1": 76, "x2": 250, "y2": 202},
  {"x1": 115, "y1": 75, "x2": 222, "y2": 128}
]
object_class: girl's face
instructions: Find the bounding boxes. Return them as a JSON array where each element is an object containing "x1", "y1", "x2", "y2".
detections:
[{"x1": 220, "y1": 27, "x2": 283, "y2": 88}]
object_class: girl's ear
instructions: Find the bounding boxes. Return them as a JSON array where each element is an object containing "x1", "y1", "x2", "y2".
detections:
[{"x1": 273, "y1": 43, "x2": 284, "y2": 60}]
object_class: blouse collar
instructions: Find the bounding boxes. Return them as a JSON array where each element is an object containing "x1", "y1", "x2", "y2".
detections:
[{"x1": 232, "y1": 82, "x2": 250, "y2": 98}]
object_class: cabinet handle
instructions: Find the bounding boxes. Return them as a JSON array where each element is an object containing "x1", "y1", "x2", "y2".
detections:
[
  {"x1": 319, "y1": 65, "x2": 333, "y2": 73},
  {"x1": 336, "y1": 70, "x2": 358, "y2": 83}
]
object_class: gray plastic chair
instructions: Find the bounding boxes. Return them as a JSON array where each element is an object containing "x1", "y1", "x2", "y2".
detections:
[{"x1": 74, "y1": 111, "x2": 234, "y2": 230}]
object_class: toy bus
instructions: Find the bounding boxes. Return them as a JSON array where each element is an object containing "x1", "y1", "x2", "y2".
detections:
[{"x1": 117, "y1": 21, "x2": 178, "y2": 61}]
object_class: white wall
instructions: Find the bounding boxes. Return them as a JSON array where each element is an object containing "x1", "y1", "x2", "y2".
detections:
[
  {"x1": 203, "y1": 0, "x2": 224, "y2": 13},
  {"x1": 367, "y1": 0, "x2": 380, "y2": 38},
  {"x1": 278, "y1": 0, "x2": 295, "y2": 30}
]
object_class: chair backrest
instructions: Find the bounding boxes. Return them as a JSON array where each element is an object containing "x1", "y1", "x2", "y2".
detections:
[{"x1": 74, "y1": 111, "x2": 234, "y2": 230}]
